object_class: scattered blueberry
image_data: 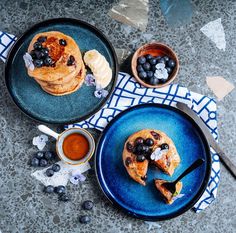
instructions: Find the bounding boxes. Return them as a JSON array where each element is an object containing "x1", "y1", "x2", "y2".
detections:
[
  {"x1": 149, "y1": 58, "x2": 157, "y2": 66},
  {"x1": 167, "y1": 59, "x2": 175, "y2": 68},
  {"x1": 31, "y1": 157, "x2": 39, "y2": 167},
  {"x1": 52, "y1": 164, "x2": 60, "y2": 172},
  {"x1": 138, "y1": 71, "x2": 147, "y2": 80},
  {"x1": 59, "y1": 193, "x2": 70, "y2": 202},
  {"x1": 125, "y1": 157, "x2": 132, "y2": 167},
  {"x1": 33, "y1": 42, "x2": 42, "y2": 50},
  {"x1": 137, "y1": 56, "x2": 146, "y2": 65},
  {"x1": 37, "y1": 36, "x2": 47, "y2": 43},
  {"x1": 44, "y1": 151, "x2": 54, "y2": 160},
  {"x1": 134, "y1": 144, "x2": 144, "y2": 155},
  {"x1": 161, "y1": 143, "x2": 169, "y2": 150},
  {"x1": 44, "y1": 185, "x2": 54, "y2": 194},
  {"x1": 79, "y1": 215, "x2": 91, "y2": 224},
  {"x1": 45, "y1": 168, "x2": 54, "y2": 177},
  {"x1": 39, "y1": 158, "x2": 48, "y2": 167},
  {"x1": 67, "y1": 55, "x2": 75, "y2": 66},
  {"x1": 134, "y1": 137, "x2": 144, "y2": 146},
  {"x1": 166, "y1": 67, "x2": 172, "y2": 74},
  {"x1": 136, "y1": 154, "x2": 146, "y2": 162},
  {"x1": 33, "y1": 59, "x2": 43, "y2": 68},
  {"x1": 156, "y1": 56, "x2": 162, "y2": 60},
  {"x1": 59, "y1": 39, "x2": 67, "y2": 46},
  {"x1": 159, "y1": 78, "x2": 166, "y2": 83},
  {"x1": 145, "y1": 54, "x2": 153, "y2": 60},
  {"x1": 143, "y1": 62, "x2": 151, "y2": 71},
  {"x1": 126, "y1": 142, "x2": 133, "y2": 152},
  {"x1": 35, "y1": 151, "x2": 44, "y2": 159},
  {"x1": 55, "y1": 185, "x2": 66, "y2": 194},
  {"x1": 145, "y1": 138, "x2": 154, "y2": 146},
  {"x1": 82, "y1": 200, "x2": 94, "y2": 210},
  {"x1": 141, "y1": 175, "x2": 147, "y2": 181},
  {"x1": 151, "y1": 65, "x2": 156, "y2": 72},
  {"x1": 149, "y1": 77, "x2": 159, "y2": 85},
  {"x1": 142, "y1": 145, "x2": 150, "y2": 153},
  {"x1": 163, "y1": 56, "x2": 170, "y2": 62},
  {"x1": 41, "y1": 48, "x2": 49, "y2": 57},
  {"x1": 137, "y1": 65, "x2": 144, "y2": 72},
  {"x1": 147, "y1": 71, "x2": 154, "y2": 79},
  {"x1": 150, "y1": 131, "x2": 161, "y2": 140}
]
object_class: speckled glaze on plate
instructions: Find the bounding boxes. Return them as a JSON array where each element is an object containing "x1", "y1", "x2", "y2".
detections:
[
  {"x1": 95, "y1": 104, "x2": 211, "y2": 221},
  {"x1": 5, "y1": 18, "x2": 118, "y2": 124}
]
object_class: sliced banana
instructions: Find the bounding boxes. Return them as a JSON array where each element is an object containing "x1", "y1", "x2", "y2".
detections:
[{"x1": 84, "y1": 49, "x2": 112, "y2": 88}]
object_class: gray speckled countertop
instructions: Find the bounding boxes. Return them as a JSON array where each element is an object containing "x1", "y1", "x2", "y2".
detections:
[{"x1": 0, "y1": 1, "x2": 236, "y2": 233}]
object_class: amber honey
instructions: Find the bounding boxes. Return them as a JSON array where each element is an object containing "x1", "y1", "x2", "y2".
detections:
[{"x1": 62, "y1": 133, "x2": 89, "y2": 160}]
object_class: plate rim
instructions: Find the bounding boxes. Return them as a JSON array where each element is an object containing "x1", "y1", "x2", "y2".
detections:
[
  {"x1": 95, "y1": 103, "x2": 212, "y2": 221},
  {"x1": 4, "y1": 17, "x2": 118, "y2": 124}
]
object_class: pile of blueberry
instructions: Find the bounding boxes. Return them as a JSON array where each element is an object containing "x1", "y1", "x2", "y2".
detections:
[
  {"x1": 79, "y1": 200, "x2": 94, "y2": 224},
  {"x1": 44, "y1": 185, "x2": 70, "y2": 202},
  {"x1": 126, "y1": 137, "x2": 155, "y2": 169},
  {"x1": 30, "y1": 151, "x2": 55, "y2": 167},
  {"x1": 136, "y1": 54, "x2": 176, "y2": 85}
]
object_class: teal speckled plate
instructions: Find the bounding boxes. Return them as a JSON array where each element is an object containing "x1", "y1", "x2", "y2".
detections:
[{"x1": 5, "y1": 18, "x2": 118, "y2": 124}]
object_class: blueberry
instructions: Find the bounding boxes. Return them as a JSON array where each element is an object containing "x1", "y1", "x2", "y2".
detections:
[
  {"x1": 59, "y1": 39, "x2": 67, "y2": 46},
  {"x1": 149, "y1": 58, "x2": 157, "y2": 66},
  {"x1": 126, "y1": 142, "x2": 133, "y2": 152},
  {"x1": 125, "y1": 157, "x2": 132, "y2": 167},
  {"x1": 156, "y1": 56, "x2": 162, "y2": 60},
  {"x1": 44, "y1": 151, "x2": 54, "y2": 160},
  {"x1": 166, "y1": 67, "x2": 172, "y2": 74},
  {"x1": 59, "y1": 193, "x2": 70, "y2": 202},
  {"x1": 163, "y1": 56, "x2": 170, "y2": 62},
  {"x1": 143, "y1": 62, "x2": 151, "y2": 71},
  {"x1": 41, "y1": 48, "x2": 49, "y2": 57},
  {"x1": 134, "y1": 137, "x2": 144, "y2": 146},
  {"x1": 33, "y1": 42, "x2": 42, "y2": 50},
  {"x1": 147, "y1": 71, "x2": 154, "y2": 79},
  {"x1": 44, "y1": 57, "x2": 53, "y2": 66},
  {"x1": 142, "y1": 145, "x2": 150, "y2": 153},
  {"x1": 52, "y1": 164, "x2": 60, "y2": 172},
  {"x1": 136, "y1": 154, "x2": 146, "y2": 162},
  {"x1": 149, "y1": 77, "x2": 159, "y2": 85},
  {"x1": 159, "y1": 78, "x2": 167, "y2": 84},
  {"x1": 67, "y1": 55, "x2": 75, "y2": 66},
  {"x1": 55, "y1": 185, "x2": 66, "y2": 194},
  {"x1": 31, "y1": 157, "x2": 39, "y2": 167},
  {"x1": 136, "y1": 65, "x2": 144, "y2": 72},
  {"x1": 145, "y1": 138, "x2": 154, "y2": 146},
  {"x1": 134, "y1": 144, "x2": 144, "y2": 155},
  {"x1": 30, "y1": 50, "x2": 37, "y2": 59},
  {"x1": 79, "y1": 215, "x2": 91, "y2": 224},
  {"x1": 45, "y1": 168, "x2": 54, "y2": 177},
  {"x1": 44, "y1": 185, "x2": 54, "y2": 194},
  {"x1": 39, "y1": 158, "x2": 48, "y2": 167},
  {"x1": 37, "y1": 36, "x2": 47, "y2": 43},
  {"x1": 159, "y1": 58, "x2": 165, "y2": 64},
  {"x1": 138, "y1": 71, "x2": 147, "y2": 80},
  {"x1": 167, "y1": 59, "x2": 175, "y2": 68},
  {"x1": 141, "y1": 175, "x2": 147, "y2": 181},
  {"x1": 137, "y1": 56, "x2": 146, "y2": 65},
  {"x1": 151, "y1": 65, "x2": 156, "y2": 72},
  {"x1": 31, "y1": 50, "x2": 44, "y2": 59},
  {"x1": 82, "y1": 200, "x2": 94, "y2": 210},
  {"x1": 161, "y1": 143, "x2": 169, "y2": 150},
  {"x1": 35, "y1": 151, "x2": 44, "y2": 159},
  {"x1": 33, "y1": 59, "x2": 43, "y2": 68},
  {"x1": 145, "y1": 54, "x2": 153, "y2": 60}
]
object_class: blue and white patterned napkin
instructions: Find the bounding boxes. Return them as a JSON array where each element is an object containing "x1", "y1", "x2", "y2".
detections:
[{"x1": 0, "y1": 31, "x2": 220, "y2": 213}]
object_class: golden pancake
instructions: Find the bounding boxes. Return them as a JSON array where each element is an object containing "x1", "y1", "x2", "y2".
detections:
[{"x1": 27, "y1": 31, "x2": 83, "y2": 82}]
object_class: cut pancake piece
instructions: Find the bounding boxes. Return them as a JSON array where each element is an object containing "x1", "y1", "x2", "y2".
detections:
[{"x1": 154, "y1": 179, "x2": 182, "y2": 204}]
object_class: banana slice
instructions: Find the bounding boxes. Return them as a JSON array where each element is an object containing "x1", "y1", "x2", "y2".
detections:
[{"x1": 84, "y1": 49, "x2": 112, "y2": 88}]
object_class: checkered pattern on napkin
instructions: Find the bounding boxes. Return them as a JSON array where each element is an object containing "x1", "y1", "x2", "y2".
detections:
[{"x1": 0, "y1": 31, "x2": 220, "y2": 213}]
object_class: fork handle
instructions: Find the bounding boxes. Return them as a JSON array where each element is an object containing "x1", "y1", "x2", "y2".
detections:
[{"x1": 174, "y1": 158, "x2": 205, "y2": 184}]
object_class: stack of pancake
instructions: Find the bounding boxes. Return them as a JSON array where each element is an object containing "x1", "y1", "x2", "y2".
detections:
[{"x1": 27, "y1": 31, "x2": 85, "y2": 96}]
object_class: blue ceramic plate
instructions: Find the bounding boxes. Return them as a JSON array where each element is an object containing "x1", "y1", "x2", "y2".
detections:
[
  {"x1": 96, "y1": 104, "x2": 211, "y2": 220},
  {"x1": 5, "y1": 18, "x2": 118, "y2": 124}
]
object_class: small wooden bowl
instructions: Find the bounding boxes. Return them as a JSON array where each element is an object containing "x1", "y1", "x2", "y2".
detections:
[{"x1": 131, "y1": 42, "x2": 179, "y2": 88}]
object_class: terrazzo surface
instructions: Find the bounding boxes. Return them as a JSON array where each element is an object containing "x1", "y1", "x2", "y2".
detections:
[{"x1": 0, "y1": 0, "x2": 236, "y2": 233}]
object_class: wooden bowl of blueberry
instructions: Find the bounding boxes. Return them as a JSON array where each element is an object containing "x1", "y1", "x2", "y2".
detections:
[{"x1": 131, "y1": 42, "x2": 179, "y2": 88}]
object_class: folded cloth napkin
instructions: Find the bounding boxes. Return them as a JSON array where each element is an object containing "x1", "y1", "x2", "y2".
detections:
[
  {"x1": 0, "y1": 31, "x2": 220, "y2": 212},
  {"x1": 66, "y1": 72, "x2": 220, "y2": 213}
]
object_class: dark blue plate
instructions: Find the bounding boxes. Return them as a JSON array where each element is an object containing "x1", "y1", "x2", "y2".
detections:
[
  {"x1": 96, "y1": 104, "x2": 211, "y2": 220},
  {"x1": 5, "y1": 18, "x2": 118, "y2": 124}
]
